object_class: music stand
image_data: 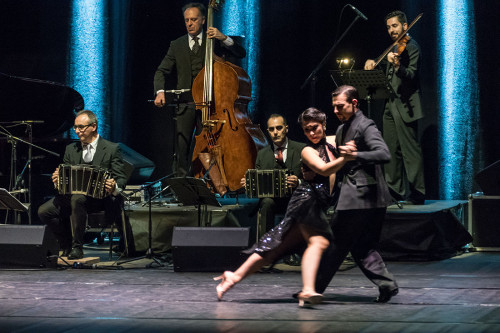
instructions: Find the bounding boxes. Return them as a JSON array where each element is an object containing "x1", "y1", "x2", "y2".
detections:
[
  {"x1": 0, "y1": 188, "x2": 29, "y2": 213},
  {"x1": 330, "y1": 69, "x2": 395, "y2": 118},
  {"x1": 117, "y1": 176, "x2": 170, "y2": 268},
  {"x1": 164, "y1": 177, "x2": 221, "y2": 227}
]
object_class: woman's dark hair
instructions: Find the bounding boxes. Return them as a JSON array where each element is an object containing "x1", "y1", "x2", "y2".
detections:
[{"x1": 297, "y1": 107, "x2": 326, "y2": 126}]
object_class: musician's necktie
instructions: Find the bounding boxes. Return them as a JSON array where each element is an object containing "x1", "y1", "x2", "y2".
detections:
[
  {"x1": 276, "y1": 147, "x2": 283, "y2": 163},
  {"x1": 192, "y1": 36, "x2": 200, "y2": 54},
  {"x1": 83, "y1": 144, "x2": 92, "y2": 163}
]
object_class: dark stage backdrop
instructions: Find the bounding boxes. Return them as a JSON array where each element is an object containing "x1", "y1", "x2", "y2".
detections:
[{"x1": 0, "y1": 0, "x2": 499, "y2": 200}]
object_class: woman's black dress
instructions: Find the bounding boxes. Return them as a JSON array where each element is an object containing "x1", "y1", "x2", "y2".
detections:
[{"x1": 245, "y1": 139, "x2": 338, "y2": 255}]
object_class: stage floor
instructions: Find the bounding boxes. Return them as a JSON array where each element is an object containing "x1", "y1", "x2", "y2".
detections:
[{"x1": 0, "y1": 246, "x2": 499, "y2": 332}]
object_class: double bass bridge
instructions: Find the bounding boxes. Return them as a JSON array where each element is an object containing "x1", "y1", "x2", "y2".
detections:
[{"x1": 201, "y1": 119, "x2": 226, "y2": 130}]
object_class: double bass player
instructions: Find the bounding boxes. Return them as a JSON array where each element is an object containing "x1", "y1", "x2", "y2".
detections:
[{"x1": 153, "y1": 2, "x2": 246, "y2": 177}]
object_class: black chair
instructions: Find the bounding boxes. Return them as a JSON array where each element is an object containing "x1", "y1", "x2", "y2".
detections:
[{"x1": 86, "y1": 196, "x2": 130, "y2": 260}]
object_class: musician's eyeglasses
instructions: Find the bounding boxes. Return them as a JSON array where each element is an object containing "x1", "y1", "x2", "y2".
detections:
[
  {"x1": 267, "y1": 125, "x2": 284, "y2": 132},
  {"x1": 72, "y1": 123, "x2": 94, "y2": 131}
]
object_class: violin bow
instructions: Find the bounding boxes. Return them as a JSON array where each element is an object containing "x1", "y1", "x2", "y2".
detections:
[{"x1": 374, "y1": 13, "x2": 424, "y2": 67}]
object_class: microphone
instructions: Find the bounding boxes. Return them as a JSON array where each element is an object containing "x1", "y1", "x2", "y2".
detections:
[
  {"x1": 348, "y1": 4, "x2": 368, "y2": 21},
  {"x1": 164, "y1": 88, "x2": 191, "y2": 94},
  {"x1": 117, "y1": 188, "x2": 131, "y2": 200},
  {"x1": 10, "y1": 120, "x2": 45, "y2": 124},
  {"x1": 9, "y1": 188, "x2": 28, "y2": 194}
]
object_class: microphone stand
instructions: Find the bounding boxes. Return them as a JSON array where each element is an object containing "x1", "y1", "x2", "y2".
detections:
[
  {"x1": 153, "y1": 89, "x2": 193, "y2": 202},
  {"x1": 300, "y1": 14, "x2": 362, "y2": 106},
  {"x1": 165, "y1": 89, "x2": 191, "y2": 178},
  {"x1": 117, "y1": 173, "x2": 174, "y2": 268},
  {"x1": 0, "y1": 124, "x2": 59, "y2": 224}
]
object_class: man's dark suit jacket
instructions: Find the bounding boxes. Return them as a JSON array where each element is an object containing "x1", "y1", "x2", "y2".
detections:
[
  {"x1": 335, "y1": 111, "x2": 392, "y2": 209},
  {"x1": 385, "y1": 38, "x2": 423, "y2": 123},
  {"x1": 254, "y1": 139, "x2": 305, "y2": 177},
  {"x1": 153, "y1": 34, "x2": 246, "y2": 94},
  {"x1": 63, "y1": 138, "x2": 127, "y2": 190}
]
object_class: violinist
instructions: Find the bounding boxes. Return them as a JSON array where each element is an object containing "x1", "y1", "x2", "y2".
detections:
[
  {"x1": 153, "y1": 2, "x2": 246, "y2": 177},
  {"x1": 364, "y1": 10, "x2": 425, "y2": 205}
]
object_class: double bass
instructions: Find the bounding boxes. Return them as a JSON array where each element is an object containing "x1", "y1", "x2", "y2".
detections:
[{"x1": 191, "y1": 0, "x2": 266, "y2": 196}]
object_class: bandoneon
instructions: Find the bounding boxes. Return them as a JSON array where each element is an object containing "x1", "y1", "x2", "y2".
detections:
[
  {"x1": 57, "y1": 164, "x2": 111, "y2": 199},
  {"x1": 245, "y1": 169, "x2": 291, "y2": 198}
]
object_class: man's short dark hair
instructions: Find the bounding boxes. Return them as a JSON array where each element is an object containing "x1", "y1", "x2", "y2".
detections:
[
  {"x1": 297, "y1": 107, "x2": 326, "y2": 125},
  {"x1": 385, "y1": 10, "x2": 407, "y2": 24},
  {"x1": 182, "y1": 2, "x2": 206, "y2": 17},
  {"x1": 331, "y1": 85, "x2": 359, "y2": 104},
  {"x1": 76, "y1": 110, "x2": 98, "y2": 128},
  {"x1": 268, "y1": 114, "x2": 287, "y2": 126}
]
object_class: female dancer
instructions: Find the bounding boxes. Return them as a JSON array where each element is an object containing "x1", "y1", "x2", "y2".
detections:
[{"x1": 214, "y1": 107, "x2": 354, "y2": 306}]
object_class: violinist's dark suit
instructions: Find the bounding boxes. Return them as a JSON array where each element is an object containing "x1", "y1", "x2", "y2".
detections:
[{"x1": 383, "y1": 38, "x2": 425, "y2": 203}]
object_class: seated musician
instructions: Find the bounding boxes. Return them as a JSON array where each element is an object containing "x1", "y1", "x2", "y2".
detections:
[
  {"x1": 242, "y1": 114, "x2": 306, "y2": 235},
  {"x1": 38, "y1": 110, "x2": 127, "y2": 260}
]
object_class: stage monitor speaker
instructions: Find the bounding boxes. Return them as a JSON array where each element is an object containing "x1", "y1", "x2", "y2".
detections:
[
  {"x1": 475, "y1": 160, "x2": 500, "y2": 195},
  {"x1": 118, "y1": 143, "x2": 156, "y2": 185},
  {"x1": 0, "y1": 224, "x2": 59, "y2": 268},
  {"x1": 172, "y1": 227, "x2": 250, "y2": 272},
  {"x1": 469, "y1": 195, "x2": 500, "y2": 248}
]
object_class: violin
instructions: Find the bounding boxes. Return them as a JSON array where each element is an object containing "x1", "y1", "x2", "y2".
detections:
[
  {"x1": 373, "y1": 13, "x2": 423, "y2": 68},
  {"x1": 392, "y1": 34, "x2": 411, "y2": 66}
]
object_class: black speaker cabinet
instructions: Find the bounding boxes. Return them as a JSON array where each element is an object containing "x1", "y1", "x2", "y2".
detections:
[
  {"x1": 172, "y1": 227, "x2": 250, "y2": 272},
  {"x1": 118, "y1": 143, "x2": 156, "y2": 184},
  {"x1": 468, "y1": 195, "x2": 500, "y2": 249},
  {"x1": 0, "y1": 224, "x2": 59, "y2": 268},
  {"x1": 475, "y1": 160, "x2": 500, "y2": 195}
]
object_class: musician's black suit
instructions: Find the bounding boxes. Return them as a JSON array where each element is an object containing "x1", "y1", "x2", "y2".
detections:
[
  {"x1": 315, "y1": 110, "x2": 398, "y2": 297},
  {"x1": 383, "y1": 38, "x2": 425, "y2": 202},
  {"x1": 254, "y1": 139, "x2": 305, "y2": 232},
  {"x1": 254, "y1": 140, "x2": 305, "y2": 177},
  {"x1": 153, "y1": 34, "x2": 245, "y2": 176},
  {"x1": 38, "y1": 138, "x2": 127, "y2": 251}
]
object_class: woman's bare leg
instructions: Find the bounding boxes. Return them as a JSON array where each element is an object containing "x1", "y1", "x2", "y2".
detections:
[
  {"x1": 215, "y1": 224, "x2": 306, "y2": 300},
  {"x1": 299, "y1": 225, "x2": 330, "y2": 295}
]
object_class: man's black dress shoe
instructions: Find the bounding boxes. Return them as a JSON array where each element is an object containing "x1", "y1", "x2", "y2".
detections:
[
  {"x1": 374, "y1": 287, "x2": 399, "y2": 303},
  {"x1": 61, "y1": 248, "x2": 72, "y2": 257},
  {"x1": 68, "y1": 247, "x2": 84, "y2": 260}
]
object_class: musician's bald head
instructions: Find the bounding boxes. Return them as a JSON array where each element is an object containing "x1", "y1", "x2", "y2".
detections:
[{"x1": 267, "y1": 114, "x2": 288, "y2": 147}]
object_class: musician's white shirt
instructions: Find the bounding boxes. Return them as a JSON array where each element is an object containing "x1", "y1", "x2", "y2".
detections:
[
  {"x1": 81, "y1": 135, "x2": 120, "y2": 196},
  {"x1": 82, "y1": 135, "x2": 99, "y2": 163}
]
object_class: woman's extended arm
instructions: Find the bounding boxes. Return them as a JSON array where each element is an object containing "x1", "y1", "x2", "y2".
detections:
[{"x1": 301, "y1": 146, "x2": 346, "y2": 177}]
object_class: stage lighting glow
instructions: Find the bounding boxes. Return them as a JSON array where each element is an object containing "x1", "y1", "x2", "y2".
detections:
[
  {"x1": 336, "y1": 57, "x2": 355, "y2": 69},
  {"x1": 67, "y1": 0, "x2": 109, "y2": 137},
  {"x1": 437, "y1": 0, "x2": 479, "y2": 200},
  {"x1": 221, "y1": 0, "x2": 260, "y2": 116}
]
